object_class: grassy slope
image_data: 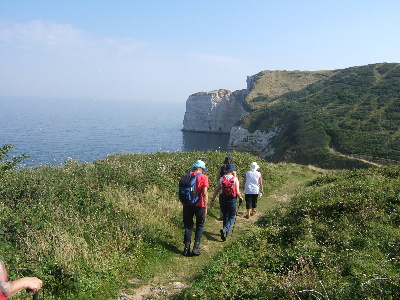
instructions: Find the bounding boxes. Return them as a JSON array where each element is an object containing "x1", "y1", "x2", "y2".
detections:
[
  {"x1": 1, "y1": 152, "x2": 399, "y2": 299},
  {"x1": 240, "y1": 63, "x2": 400, "y2": 167},
  {"x1": 0, "y1": 151, "x2": 284, "y2": 299},
  {"x1": 117, "y1": 162, "x2": 320, "y2": 299},
  {"x1": 245, "y1": 70, "x2": 334, "y2": 110},
  {"x1": 175, "y1": 166, "x2": 400, "y2": 300}
]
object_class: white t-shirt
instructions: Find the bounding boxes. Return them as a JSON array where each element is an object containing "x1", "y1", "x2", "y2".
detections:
[{"x1": 244, "y1": 170, "x2": 261, "y2": 194}]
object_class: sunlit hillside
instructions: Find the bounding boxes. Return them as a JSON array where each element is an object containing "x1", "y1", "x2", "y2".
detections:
[{"x1": 240, "y1": 63, "x2": 400, "y2": 168}]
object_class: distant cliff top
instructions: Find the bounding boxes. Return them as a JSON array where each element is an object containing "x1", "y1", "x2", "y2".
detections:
[
  {"x1": 238, "y1": 63, "x2": 400, "y2": 167},
  {"x1": 245, "y1": 70, "x2": 334, "y2": 110},
  {"x1": 189, "y1": 89, "x2": 232, "y2": 97}
]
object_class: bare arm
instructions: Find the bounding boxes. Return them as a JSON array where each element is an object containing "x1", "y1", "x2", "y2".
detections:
[
  {"x1": 202, "y1": 187, "x2": 208, "y2": 217},
  {"x1": 235, "y1": 178, "x2": 243, "y2": 200},
  {"x1": 216, "y1": 167, "x2": 221, "y2": 182},
  {"x1": 259, "y1": 174, "x2": 264, "y2": 194},
  {"x1": 210, "y1": 182, "x2": 221, "y2": 207},
  {"x1": 8, "y1": 277, "x2": 42, "y2": 297}
]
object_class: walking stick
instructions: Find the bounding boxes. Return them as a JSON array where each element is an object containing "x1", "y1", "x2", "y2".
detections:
[{"x1": 27, "y1": 289, "x2": 38, "y2": 300}]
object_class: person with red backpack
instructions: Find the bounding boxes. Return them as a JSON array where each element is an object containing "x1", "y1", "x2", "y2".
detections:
[
  {"x1": 211, "y1": 164, "x2": 243, "y2": 241},
  {"x1": 215, "y1": 156, "x2": 237, "y2": 220}
]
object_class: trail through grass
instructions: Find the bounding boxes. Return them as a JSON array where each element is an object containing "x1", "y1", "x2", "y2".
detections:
[{"x1": 118, "y1": 165, "x2": 320, "y2": 299}]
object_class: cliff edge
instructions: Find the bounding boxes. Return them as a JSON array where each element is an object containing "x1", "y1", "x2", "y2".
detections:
[
  {"x1": 182, "y1": 89, "x2": 248, "y2": 133},
  {"x1": 182, "y1": 63, "x2": 400, "y2": 167}
]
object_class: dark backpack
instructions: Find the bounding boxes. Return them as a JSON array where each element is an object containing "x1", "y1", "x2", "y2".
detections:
[
  {"x1": 178, "y1": 173, "x2": 201, "y2": 204},
  {"x1": 219, "y1": 165, "x2": 227, "y2": 177},
  {"x1": 221, "y1": 175, "x2": 237, "y2": 199}
]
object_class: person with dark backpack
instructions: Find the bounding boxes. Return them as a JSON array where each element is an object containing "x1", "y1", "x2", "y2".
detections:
[
  {"x1": 179, "y1": 160, "x2": 209, "y2": 256},
  {"x1": 216, "y1": 156, "x2": 236, "y2": 180},
  {"x1": 211, "y1": 164, "x2": 243, "y2": 241}
]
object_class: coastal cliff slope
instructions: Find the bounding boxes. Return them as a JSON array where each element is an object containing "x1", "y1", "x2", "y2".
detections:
[
  {"x1": 183, "y1": 63, "x2": 400, "y2": 168},
  {"x1": 182, "y1": 89, "x2": 247, "y2": 133}
]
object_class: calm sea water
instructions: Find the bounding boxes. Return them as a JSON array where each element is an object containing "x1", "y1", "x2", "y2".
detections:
[{"x1": 0, "y1": 98, "x2": 230, "y2": 167}]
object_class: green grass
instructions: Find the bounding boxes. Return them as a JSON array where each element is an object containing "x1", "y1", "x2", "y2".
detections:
[
  {"x1": 0, "y1": 151, "x2": 282, "y2": 299},
  {"x1": 1, "y1": 151, "x2": 399, "y2": 299},
  {"x1": 175, "y1": 166, "x2": 400, "y2": 299}
]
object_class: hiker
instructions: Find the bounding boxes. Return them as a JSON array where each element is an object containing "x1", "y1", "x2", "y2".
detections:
[
  {"x1": 0, "y1": 260, "x2": 42, "y2": 299},
  {"x1": 211, "y1": 163, "x2": 243, "y2": 241},
  {"x1": 181, "y1": 160, "x2": 209, "y2": 256},
  {"x1": 216, "y1": 156, "x2": 237, "y2": 179},
  {"x1": 243, "y1": 162, "x2": 264, "y2": 219},
  {"x1": 216, "y1": 156, "x2": 237, "y2": 219}
]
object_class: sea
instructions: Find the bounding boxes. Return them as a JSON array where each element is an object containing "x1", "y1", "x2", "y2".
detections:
[{"x1": 0, "y1": 98, "x2": 230, "y2": 167}]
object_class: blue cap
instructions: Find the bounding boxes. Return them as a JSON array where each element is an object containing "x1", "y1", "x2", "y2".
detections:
[
  {"x1": 191, "y1": 160, "x2": 207, "y2": 171},
  {"x1": 224, "y1": 156, "x2": 233, "y2": 164},
  {"x1": 225, "y1": 163, "x2": 237, "y2": 172}
]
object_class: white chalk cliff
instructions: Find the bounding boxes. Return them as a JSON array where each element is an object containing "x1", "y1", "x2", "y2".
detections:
[
  {"x1": 182, "y1": 89, "x2": 248, "y2": 133},
  {"x1": 182, "y1": 74, "x2": 282, "y2": 157},
  {"x1": 228, "y1": 126, "x2": 283, "y2": 158}
]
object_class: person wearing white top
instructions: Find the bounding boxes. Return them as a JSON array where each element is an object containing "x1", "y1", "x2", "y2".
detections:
[{"x1": 243, "y1": 162, "x2": 264, "y2": 219}]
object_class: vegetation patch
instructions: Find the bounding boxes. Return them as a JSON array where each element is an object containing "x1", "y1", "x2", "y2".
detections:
[
  {"x1": 176, "y1": 166, "x2": 400, "y2": 299},
  {"x1": 0, "y1": 148, "x2": 282, "y2": 299},
  {"x1": 240, "y1": 63, "x2": 400, "y2": 167}
]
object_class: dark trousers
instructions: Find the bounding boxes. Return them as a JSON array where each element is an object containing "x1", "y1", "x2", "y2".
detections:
[
  {"x1": 219, "y1": 197, "x2": 237, "y2": 235},
  {"x1": 183, "y1": 205, "x2": 206, "y2": 245},
  {"x1": 245, "y1": 194, "x2": 258, "y2": 209}
]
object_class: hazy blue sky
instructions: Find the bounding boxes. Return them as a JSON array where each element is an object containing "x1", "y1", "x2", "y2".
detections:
[{"x1": 1, "y1": 0, "x2": 399, "y2": 103}]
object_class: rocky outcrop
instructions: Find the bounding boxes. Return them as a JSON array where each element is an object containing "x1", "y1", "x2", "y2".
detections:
[
  {"x1": 228, "y1": 126, "x2": 283, "y2": 158},
  {"x1": 181, "y1": 73, "x2": 286, "y2": 155},
  {"x1": 182, "y1": 89, "x2": 248, "y2": 133}
]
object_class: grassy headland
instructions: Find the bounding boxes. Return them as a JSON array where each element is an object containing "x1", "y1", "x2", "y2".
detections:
[
  {"x1": 1, "y1": 150, "x2": 399, "y2": 299},
  {"x1": 240, "y1": 63, "x2": 400, "y2": 168}
]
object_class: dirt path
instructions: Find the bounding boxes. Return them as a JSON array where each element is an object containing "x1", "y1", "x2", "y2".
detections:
[
  {"x1": 117, "y1": 173, "x2": 314, "y2": 300},
  {"x1": 329, "y1": 148, "x2": 384, "y2": 167}
]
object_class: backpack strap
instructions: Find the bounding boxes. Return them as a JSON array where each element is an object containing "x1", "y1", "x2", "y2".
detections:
[
  {"x1": 222, "y1": 175, "x2": 235, "y2": 181},
  {"x1": 190, "y1": 172, "x2": 202, "y2": 186},
  {"x1": 192, "y1": 173, "x2": 202, "y2": 196},
  {"x1": 190, "y1": 172, "x2": 202, "y2": 178}
]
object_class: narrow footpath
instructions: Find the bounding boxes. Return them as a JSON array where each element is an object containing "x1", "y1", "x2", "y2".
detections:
[{"x1": 118, "y1": 172, "x2": 315, "y2": 300}]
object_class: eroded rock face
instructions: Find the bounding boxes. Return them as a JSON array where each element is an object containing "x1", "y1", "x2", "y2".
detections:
[
  {"x1": 182, "y1": 89, "x2": 247, "y2": 133},
  {"x1": 228, "y1": 126, "x2": 283, "y2": 158}
]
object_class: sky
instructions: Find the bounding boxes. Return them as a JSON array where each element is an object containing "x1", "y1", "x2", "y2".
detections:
[{"x1": 1, "y1": 0, "x2": 400, "y2": 103}]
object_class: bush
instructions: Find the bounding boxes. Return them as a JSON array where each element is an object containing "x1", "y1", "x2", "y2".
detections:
[{"x1": 0, "y1": 144, "x2": 29, "y2": 174}]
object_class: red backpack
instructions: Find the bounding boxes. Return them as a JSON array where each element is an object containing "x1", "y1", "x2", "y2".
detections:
[{"x1": 221, "y1": 175, "x2": 237, "y2": 199}]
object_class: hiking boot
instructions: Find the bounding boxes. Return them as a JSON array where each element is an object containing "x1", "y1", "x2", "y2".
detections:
[
  {"x1": 192, "y1": 242, "x2": 201, "y2": 255},
  {"x1": 220, "y1": 229, "x2": 227, "y2": 241},
  {"x1": 183, "y1": 244, "x2": 191, "y2": 256}
]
